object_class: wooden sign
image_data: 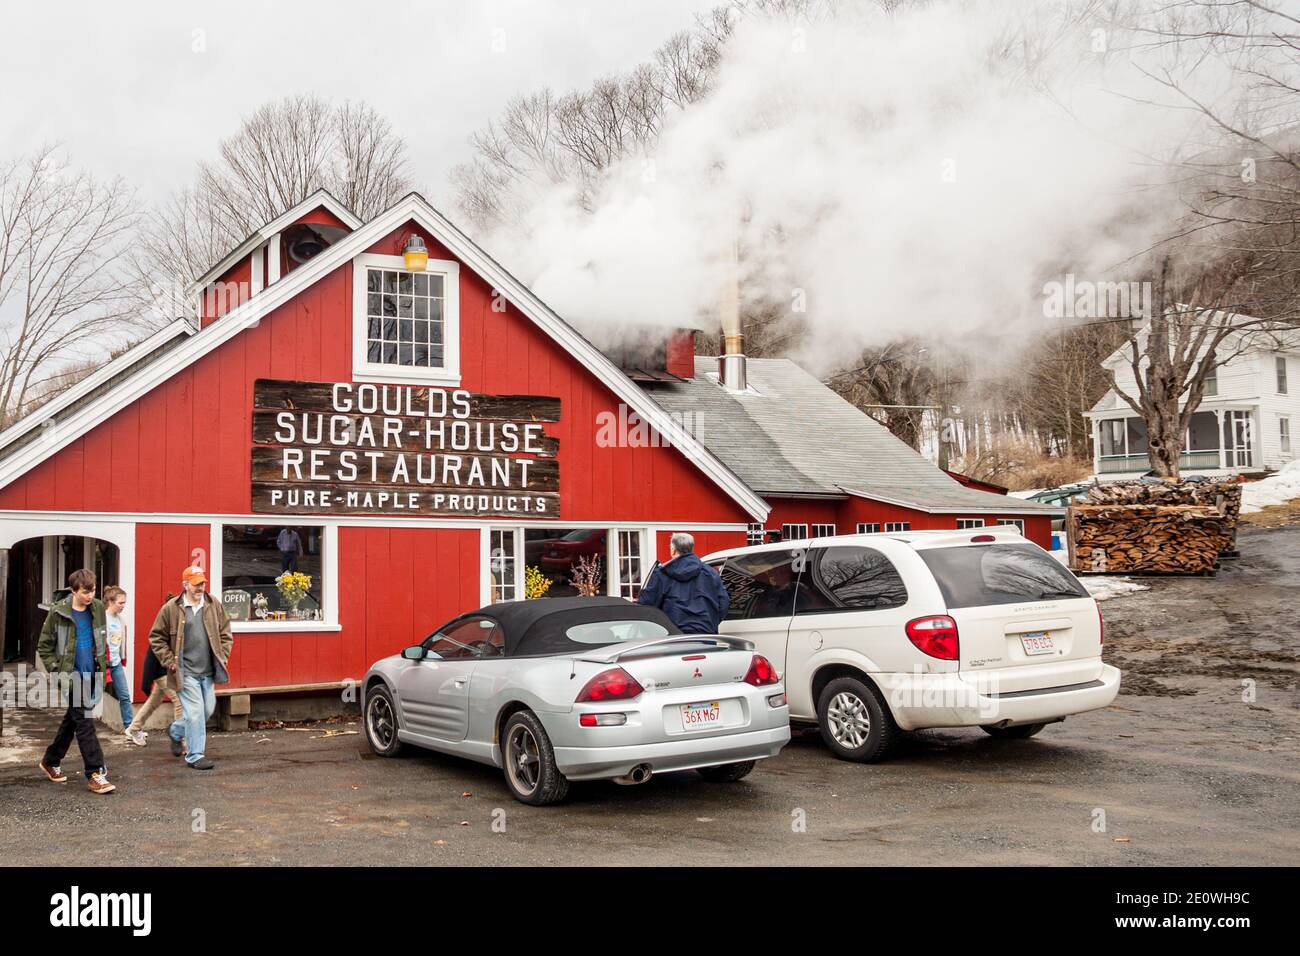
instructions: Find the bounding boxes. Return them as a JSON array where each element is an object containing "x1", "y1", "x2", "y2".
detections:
[{"x1": 251, "y1": 379, "x2": 561, "y2": 518}]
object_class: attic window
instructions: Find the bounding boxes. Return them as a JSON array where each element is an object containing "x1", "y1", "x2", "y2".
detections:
[{"x1": 352, "y1": 253, "x2": 460, "y2": 386}]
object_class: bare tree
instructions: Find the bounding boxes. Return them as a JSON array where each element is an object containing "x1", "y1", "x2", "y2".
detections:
[
  {"x1": 0, "y1": 146, "x2": 138, "y2": 427},
  {"x1": 1099, "y1": 0, "x2": 1300, "y2": 476},
  {"x1": 139, "y1": 95, "x2": 412, "y2": 293}
]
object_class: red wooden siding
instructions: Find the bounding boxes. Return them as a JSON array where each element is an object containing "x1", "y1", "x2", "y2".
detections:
[{"x1": 1, "y1": 216, "x2": 752, "y2": 695}]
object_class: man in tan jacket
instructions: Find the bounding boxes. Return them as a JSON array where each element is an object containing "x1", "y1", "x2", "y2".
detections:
[{"x1": 148, "y1": 565, "x2": 233, "y2": 771}]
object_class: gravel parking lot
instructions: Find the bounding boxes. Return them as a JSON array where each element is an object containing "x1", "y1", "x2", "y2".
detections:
[{"x1": 2, "y1": 524, "x2": 1296, "y2": 866}]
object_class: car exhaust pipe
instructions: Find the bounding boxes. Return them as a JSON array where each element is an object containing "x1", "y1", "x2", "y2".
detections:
[{"x1": 614, "y1": 764, "x2": 653, "y2": 785}]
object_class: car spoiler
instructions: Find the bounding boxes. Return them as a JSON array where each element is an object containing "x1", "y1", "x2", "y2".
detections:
[{"x1": 576, "y1": 634, "x2": 754, "y2": 664}]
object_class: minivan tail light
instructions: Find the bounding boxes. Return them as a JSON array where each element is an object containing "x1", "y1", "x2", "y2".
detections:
[
  {"x1": 575, "y1": 667, "x2": 644, "y2": 702},
  {"x1": 905, "y1": 615, "x2": 959, "y2": 660},
  {"x1": 743, "y1": 654, "x2": 779, "y2": 686},
  {"x1": 1097, "y1": 603, "x2": 1105, "y2": 646}
]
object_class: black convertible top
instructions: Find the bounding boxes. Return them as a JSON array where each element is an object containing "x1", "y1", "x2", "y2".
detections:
[{"x1": 447, "y1": 596, "x2": 681, "y2": 657}]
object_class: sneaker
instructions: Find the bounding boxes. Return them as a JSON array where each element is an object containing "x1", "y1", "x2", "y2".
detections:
[
  {"x1": 187, "y1": 757, "x2": 215, "y2": 771},
  {"x1": 126, "y1": 728, "x2": 147, "y2": 747},
  {"x1": 39, "y1": 760, "x2": 67, "y2": 783},
  {"x1": 170, "y1": 735, "x2": 184, "y2": 757},
  {"x1": 88, "y1": 771, "x2": 116, "y2": 794}
]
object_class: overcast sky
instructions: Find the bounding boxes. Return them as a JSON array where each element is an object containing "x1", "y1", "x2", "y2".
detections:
[{"x1": 0, "y1": 0, "x2": 718, "y2": 208}]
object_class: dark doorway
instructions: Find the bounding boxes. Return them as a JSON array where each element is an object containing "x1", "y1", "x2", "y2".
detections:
[{"x1": 3, "y1": 539, "x2": 45, "y2": 664}]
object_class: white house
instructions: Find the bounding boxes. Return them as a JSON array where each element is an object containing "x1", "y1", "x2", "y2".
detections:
[{"x1": 1085, "y1": 323, "x2": 1300, "y2": 478}]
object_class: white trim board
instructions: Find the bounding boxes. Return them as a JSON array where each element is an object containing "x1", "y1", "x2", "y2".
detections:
[
  {"x1": 0, "y1": 508, "x2": 749, "y2": 533},
  {"x1": 837, "y1": 487, "x2": 1064, "y2": 518},
  {"x1": 0, "y1": 191, "x2": 770, "y2": 522}
]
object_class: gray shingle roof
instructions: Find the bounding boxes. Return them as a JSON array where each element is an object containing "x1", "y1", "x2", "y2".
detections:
[{"x1": 646, "y1": 357, "x2": 1060, "y2": 515}]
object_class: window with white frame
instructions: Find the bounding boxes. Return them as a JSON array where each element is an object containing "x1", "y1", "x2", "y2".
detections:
[
  {"x1": 811, "y1": 523, "x2": 836, "y2": 538},
  {"x1": 617, "y1": 530, "x2": 644, "y2": 600},
  {"x1": 747, "y1": 523, "x2": 765, "y2": 546},
  {"x1": 956, "y1": 518, "x2": 984, "y2": 529},
  {"x1": 781, "y1": 524, "x2": 808, "y2": 541},
  {"x1": 1278, "y1": 356, "x2": 1289, "y2": 394},
  {"x1": 1203, "y1": 366, "x2": 1218, "y2": 397},
  {"x1": 486, "y1": 527, "x2": 644, "y2": 601},
  {"x1": 884, "y1": 522, "x2": 911, "y2": 532},
  {"x1": 216, "y1": 523, "x2": 334, "y2": 628},
  {"x1": 353, "y1": 253, "x2": 460, "y2": 385},
  {"x1": 856, "y1": 523, "x2": 881, "y2": 534},
  {"x1": 1282, "y1": 417, "x2": 1292, "y2": 455},
  {"x1": 997, "y1": 519, "x2": 1025, "y2": 534},
  {"x1": 490, "y1": 529, "x2": 519, "y2": 602}
]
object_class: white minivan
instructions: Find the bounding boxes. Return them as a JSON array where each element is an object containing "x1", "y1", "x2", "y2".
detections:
[{"x1": 704, "y1": 528, "x2": 1121, "y2": 761}]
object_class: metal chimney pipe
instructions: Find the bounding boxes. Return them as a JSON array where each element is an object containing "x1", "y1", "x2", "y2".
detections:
[{"x1": 718, "y1": 228, "x2": 746, "y2": 392}]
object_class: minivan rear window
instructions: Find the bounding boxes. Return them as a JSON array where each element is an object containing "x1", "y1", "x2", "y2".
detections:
[{"x1": 917, "y1": 543, "x2": 1089, "y2": 609}]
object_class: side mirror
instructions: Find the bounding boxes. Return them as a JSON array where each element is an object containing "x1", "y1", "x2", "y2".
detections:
[{"x1": 400, "y1": 645, "x2": 426, "y2": 661}]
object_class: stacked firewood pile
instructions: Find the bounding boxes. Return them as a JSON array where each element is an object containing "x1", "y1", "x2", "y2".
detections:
[{"x1": 1068, "y1": 479, "x2": 1242, "y2": 575}]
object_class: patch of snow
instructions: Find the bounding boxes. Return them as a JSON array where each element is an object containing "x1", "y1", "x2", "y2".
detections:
[
  {"x1": 1241, "y1": 460, "x2": 1300, "y2": 513},
  {"x1": 1079, "y1": 576, "x2": 1150, "y2": 601}
]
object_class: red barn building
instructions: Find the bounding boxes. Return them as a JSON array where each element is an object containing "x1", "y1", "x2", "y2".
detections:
[{"x1": 0, "y1": 190, "x2": 1058, "y2": 719}]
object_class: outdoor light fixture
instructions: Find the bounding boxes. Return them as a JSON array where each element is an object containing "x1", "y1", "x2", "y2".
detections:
[{"x1": 402, "y1": 233, "x2": 428, "y2": 271}]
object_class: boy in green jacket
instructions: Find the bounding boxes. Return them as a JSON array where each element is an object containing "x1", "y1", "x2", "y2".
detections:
[{"x1": 37, "y1": 568, "x2": 116, "y2": 794}]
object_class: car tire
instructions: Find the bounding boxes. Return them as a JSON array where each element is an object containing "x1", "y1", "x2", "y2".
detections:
[
  {"x1": 817, "y1": 676, "x2": 898, "y2": 763},
  {"x1": 502, "y1": 710, "x2": 570, "y2": 806},
  {"x1": 363, "y1": 684, "x2": 407, "y2": 757},
  {"x1": 697, "y1": 760, "x2": 756, "y2": 782},
  {"x1": 980, "y1": 722, "x2": 1047, "y2": 739}
]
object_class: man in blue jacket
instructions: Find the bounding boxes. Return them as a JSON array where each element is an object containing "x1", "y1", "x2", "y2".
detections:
[{"x1": 637, "y1": 533, "x2": 730, "y2": 634}]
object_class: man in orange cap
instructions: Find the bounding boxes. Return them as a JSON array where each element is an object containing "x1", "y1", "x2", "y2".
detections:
[{"x1": 147, "y1": 564, "x2": 233, "y2": 771}]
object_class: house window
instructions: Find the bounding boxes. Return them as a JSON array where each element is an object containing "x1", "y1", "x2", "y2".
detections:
[
  {"x1": 856, "y1": 523, "x2": 881, "y2": 534},
  {"x1": 1203, "y1": 367, "x2": 1218, "y2": 397},
  {"x1": 811, "y1": 523, "x2": 836, "y2": 538},
  {"x1": 1099, "y1": 419, "x2": 1127, "y2": 457},
  {"x1": 1282, "y1": 417, "x2": 1292, "y2": 456},
  {"x1": 353, "y1": 253, "x2": 460, "y2": 385},
  {"x1": 489, "y1": 529, "x2": 519, "y2": 602},
  {"x1": 781, "y1": 524, "x2": 808, "y2": 541},
  {"x1": 746, "y1": 523, "x2": 765, "y2": 546},
  {"x1": 1278, "y1": 356, "x2": 1289, "y2": 394},
  {"x1": 216, "y1": 523, "x2": 333, "y2": 628},
  {"x1": 997, "y1": 519, "x2": 1025, "y2": 534},
  {"x1": 616, "y1": 530, "x2": 644, "y2": 600},
  {"x1": 956, "y1": 518, "x2": 984, "y2": 529},
  {"x1": 884, "y1": 522, "x2": 911, "y2": 532}
]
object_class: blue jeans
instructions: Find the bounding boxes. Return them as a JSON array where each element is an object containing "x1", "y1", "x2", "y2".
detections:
[
  {"x1": 107, "y1": 664, "x2": 134, "y2": 728},
  {"x1": 171, "y1": 673, "x2": 216, "y2": 764}
]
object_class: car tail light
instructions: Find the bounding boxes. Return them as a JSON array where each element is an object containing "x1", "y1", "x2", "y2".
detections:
[
  {"x1": 575, "y1": 667, "x2": 643, "y2": 702},
  {"x1": 905, "y1": 615, "x2": 959, "y2": 660},
  {"x1": 743, "y1": 654, "x2": 779, "y2": 686},
  {"x1": 971, "y1": 534, "x2": 995, "y2": 543},
  {"x1": 579, "y1": 713, "x2": 628, "y2": 727},
  {"x1": 1097, "y1": 603, "x2": 1105, "y2": 646}
]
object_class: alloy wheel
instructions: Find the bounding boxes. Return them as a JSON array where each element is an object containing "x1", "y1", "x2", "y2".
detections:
[
  {"x1": 827, "y1": 691, "x2": 871, "y2": 749},
  {"x1": 367, "y1": 694, "x2": 395, "y2": 749},
  {"x1": 506, "y1": 724, "x2": 541, "y2": 794}
]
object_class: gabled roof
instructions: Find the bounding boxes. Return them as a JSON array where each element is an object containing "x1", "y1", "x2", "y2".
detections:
[
  {"x1": 0, "y1": 193, "x2": 769, "y2": 521},
  {"x1": 188, "y1": 188, "x2": 362, "y2": 293},
  {"x1": 647, "y1": 357, "x2": 1061, "y2": 516}
]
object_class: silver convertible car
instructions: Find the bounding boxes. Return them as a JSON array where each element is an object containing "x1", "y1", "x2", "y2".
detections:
[{"x1": 361, "y1": 597, "x2": 791, "y2": 805}]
